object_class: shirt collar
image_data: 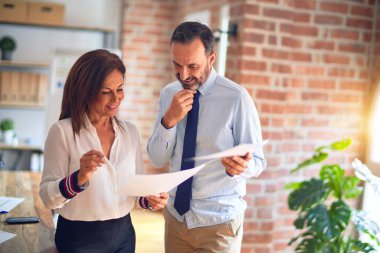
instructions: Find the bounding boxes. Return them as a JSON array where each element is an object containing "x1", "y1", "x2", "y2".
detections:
[
  {"x1": 84, "y1": 113, "x2": 118, "y2": 134},
  {"x1": 84, "y1": 113, "x2": 95, "y2": 131},
  {"x1": 198, "y1": 67, "x2": 217, "y2": 96}
]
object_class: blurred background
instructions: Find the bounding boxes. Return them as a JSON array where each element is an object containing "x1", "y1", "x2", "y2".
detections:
[{"x1": 0, "y1": 0, "x2": 379, "y2": 252}]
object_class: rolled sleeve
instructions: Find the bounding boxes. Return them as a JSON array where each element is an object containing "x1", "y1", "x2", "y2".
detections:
[{"x1": 231, "y1": 89, "x2": 267, "y2": 181}]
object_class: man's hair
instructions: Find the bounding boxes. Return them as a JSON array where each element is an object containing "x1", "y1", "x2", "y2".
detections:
[{"x1": 171, "y1": 21, "x2": 214, "y2": 55}]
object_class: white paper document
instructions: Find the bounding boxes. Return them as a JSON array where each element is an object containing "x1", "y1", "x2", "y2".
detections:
[
  {"x1": 0, "y1": 196, "x2": 25, "y2": 212},
  {"x1": 122, "y1": 163, "x2": 206, "y2": 196},
  {"x1": 190, "y1": 140, "x2": 269, "y2": 161},
  {"x1": 122, "y1": 141, "x2": 268, "y2": 197},
  {"x1": 0, "y1": 230, "x2": 15, "y2": 245}
]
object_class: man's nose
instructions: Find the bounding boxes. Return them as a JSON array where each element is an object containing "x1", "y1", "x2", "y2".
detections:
[{"x1": 179, "y1": 68, "x2": 189, "y2": 80}]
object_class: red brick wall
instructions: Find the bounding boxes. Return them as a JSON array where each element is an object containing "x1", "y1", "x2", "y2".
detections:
[
  {"x1": 120, "y1": 0, "x2": 375, "y2": 252},
  {"x1": 371, "y1": 2, "x2": 380, "y2": 86},
  {"x1": 229, "y1": 1, "x2": 374, "y2": 252},
  {"x1": 119, "y1": 0, "x2": 177, "y2": 173}
]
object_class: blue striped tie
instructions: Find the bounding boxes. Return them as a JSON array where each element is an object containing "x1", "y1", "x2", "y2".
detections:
[{"x1": 174, "y1": 91, "x2": 200, "y2": 216}]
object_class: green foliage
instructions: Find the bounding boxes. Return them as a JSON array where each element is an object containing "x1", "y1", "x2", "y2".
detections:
[
  {"x1": 288, "y1": 179, "x2": 329, "y2": 211},
  {"x1": 0, "y1": 119, "x2": 14, "y2": 131},
  {"x1": 0, "y1": 36, "x2": 16, "y2": 52},
  {"x1": 287, "y1": 139, "x2": 377, "y2": 252},
  {"x1": 291, "y1": 139, "x2": 351, "y2": 173}
]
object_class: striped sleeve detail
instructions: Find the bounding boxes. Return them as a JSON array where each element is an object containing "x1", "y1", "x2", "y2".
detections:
[
  {"x1": 59, "y1": 170, "x2": 85, "y2": 199},
  {"x1": 138, "y1": 197, "x2": 149, "y2": 209}
]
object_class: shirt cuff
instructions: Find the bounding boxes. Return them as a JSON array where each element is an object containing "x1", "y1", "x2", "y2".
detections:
[
  {"x1": 157, "y1": 119, "x2": 176, "y2": 141},
  {"x1": 59, "y1": 170, "x2": 87, "y2": 199}
]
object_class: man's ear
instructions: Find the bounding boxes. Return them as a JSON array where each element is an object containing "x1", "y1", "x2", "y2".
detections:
[{"x1": 209, "y1": 51, "x2": 216, "y2": 66}]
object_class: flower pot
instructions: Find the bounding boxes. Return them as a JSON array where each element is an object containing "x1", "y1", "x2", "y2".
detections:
[
  {"x1": 2, "y1": 130, "x2": 14, "y2": 144},
  {"x1": 1, "y1": 50, "x2": 12, "y2": 61}
]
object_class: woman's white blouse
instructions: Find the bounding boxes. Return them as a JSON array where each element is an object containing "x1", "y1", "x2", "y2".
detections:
[{"x1": 40, "y1": 116, "x2": 144, "y2": 221}]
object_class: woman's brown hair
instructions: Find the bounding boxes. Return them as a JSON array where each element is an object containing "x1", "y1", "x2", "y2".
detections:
[{"x1": 59, "y1": 49, "x2": 126, "y2": 137}]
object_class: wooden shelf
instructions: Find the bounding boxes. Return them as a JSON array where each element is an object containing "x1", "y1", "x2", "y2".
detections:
[
  {"x1": 0, "y1": 103, "x2": 45, "y2": 110},
  {"x1": 0, "y1": 60, "x2": 49, "y2": 68},
  {"x1": 0, "y1": 20, "x2": 115, "y2": 33},
  {"x1": 0, "y1": 142, "x2": 43, "y2": 152}
]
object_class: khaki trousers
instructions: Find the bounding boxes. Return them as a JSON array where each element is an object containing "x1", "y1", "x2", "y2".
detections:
[{"x1": 163, "y1": 208, "x2": 243, "y2": 253}]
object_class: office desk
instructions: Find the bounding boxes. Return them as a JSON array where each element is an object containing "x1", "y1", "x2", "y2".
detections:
[{"x1": 0, "y1": 171, "x2": 56, "y2": 253}]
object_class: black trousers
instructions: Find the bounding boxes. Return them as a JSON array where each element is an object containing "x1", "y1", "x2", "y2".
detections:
[{"x1": 55, "y1": 213, "x2": 136, "y2": 253}]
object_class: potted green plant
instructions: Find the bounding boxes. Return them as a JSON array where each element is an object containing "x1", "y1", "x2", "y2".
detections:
[
  {"x1": 0, "y1": 118, "x2": 15, "y2": 144},
  {"x1": 0, "y1": 36, "x2": 16, "y2": 61},
  {"x1": 286, "y1": 139, "x2": 380, "y2": 252}
]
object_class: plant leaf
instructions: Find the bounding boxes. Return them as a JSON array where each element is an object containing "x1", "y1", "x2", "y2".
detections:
[
  {"x1": 342, "y1": 176, "x2": 362, "y2": 199},
  {"x1": 329, "y1": 201, "x2": 351, "y2": 236},
  {"x1": 320, "y1": 164, "x2": 344, "y2": 200},
  {"x1": 293, "y1": 231, "x2": 334, "y2": 253},
  {"x1": 285, "y1": 182, "x2": 302, "y2": 190},
  {"x1": 351, "y1": 239, "x2": 376, "y2": 252},
  {"x1": 292, "y1": 139, "x2": 352, "y2": 173},
  {"x1": 295, "y1": 237, "x2": 321, "y2": 253},
  {"x1": 304, "y1": 204, "x2": 333, "y2": 238},
  {"x1": 294, "y1": 215, "x2": 306, "y2": 229},
  {"x1": 301, "y1": 202, "x2": 350, "y2": 240},
  {"x1": 288, "y1": 179, "x2": 329, "y2": 211},
  {"x1": 329, "y1": 138, "x2": 352, "y2": 151},
  {"x1": 291, "y1": 152, "x2": 328, "y2": 173}
]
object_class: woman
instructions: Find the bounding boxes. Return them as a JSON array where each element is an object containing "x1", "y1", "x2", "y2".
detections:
[{"x1": 40, "y1": 49, "x2": 168, "y2": 253}]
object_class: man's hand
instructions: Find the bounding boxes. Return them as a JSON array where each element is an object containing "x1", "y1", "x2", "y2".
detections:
[
  {"x1": 162, "y1": 89, "x2": 196, "y2": 129},
  {"x1": 221, "y1": 152, "x2": 253, "y2": 176},
  {"x1": 146, "y1": 192, "x2": 169, "y2": 211},
  {"x1": 77, "y1": 150, "x2": 105, "y2": 185}
]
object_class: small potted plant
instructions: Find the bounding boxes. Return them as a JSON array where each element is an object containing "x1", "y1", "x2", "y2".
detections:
[
  {"x1": 0, "y1": 36, "x2": 16, "y2": 61},
  {"x1": 0, "y1": 118, "x2": 15, "y2": 144}
]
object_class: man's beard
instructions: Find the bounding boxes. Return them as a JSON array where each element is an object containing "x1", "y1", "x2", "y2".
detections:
[{"x1": 176, "y1": 64, "x2": 210, "y2": 91}]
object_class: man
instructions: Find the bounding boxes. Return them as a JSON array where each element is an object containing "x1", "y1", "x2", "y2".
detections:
[{"x1": 147, "y1": 21, "x2": 266, "y2": 253}]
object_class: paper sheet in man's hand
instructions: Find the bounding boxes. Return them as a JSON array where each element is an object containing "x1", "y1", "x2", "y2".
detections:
[
  {"x1": 122, "y1": 140, "x2": 268, "y2": 197},
  {"x1": 122, "y1": 163, "x2": 206, "y2": 196},
  {"x1": 190, "y1": 140, "x2": 268, "y2": 161}
]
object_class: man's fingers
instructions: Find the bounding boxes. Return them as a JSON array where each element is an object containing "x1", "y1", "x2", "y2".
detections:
[
  {"x1": 222, "y1": 156, "x2": 248, "y2": 176},
  {"x1": 231, "y1": 156, "x2": 248, "y2": 167},
  {"x1": 243, "y1": 152, "x2": 253, "y2": 161},
  {"x1": 224, "y1": 157, "x2": 247, "y2": 170},
  {"x1": 175, "y1": 89, "x2": 195, "y2": 102},
  {"x1": 226, "y1": 167, "x2": 240, "y2": 176}
]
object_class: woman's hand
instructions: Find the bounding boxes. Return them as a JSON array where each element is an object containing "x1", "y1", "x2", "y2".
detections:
[
  {"x1": 146, "y1": 192, "x2": 169, "y2": 211},
  {"x1": 77, "y1": 150, "x2": 105, "y2": 185}
]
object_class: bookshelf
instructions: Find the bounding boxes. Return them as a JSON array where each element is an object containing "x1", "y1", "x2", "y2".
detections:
[
  {"x1": 0, "y1": 0, "x2": 120, "y2": 156},
  {"x1": 0, "y1": 60, "x2": 49, "y2": 108},
  {"x1": 0, "y1": 19, "x2": 118, "y2": 109}
]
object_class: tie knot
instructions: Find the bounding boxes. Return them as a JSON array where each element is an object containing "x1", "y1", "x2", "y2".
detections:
[{"x1": 194, "y1": 90, "x2": 200, "y2": 100}]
